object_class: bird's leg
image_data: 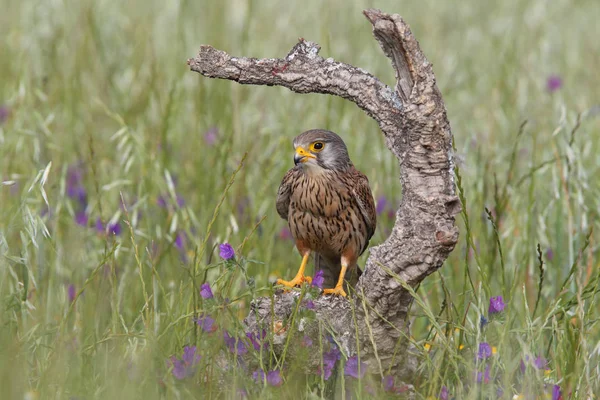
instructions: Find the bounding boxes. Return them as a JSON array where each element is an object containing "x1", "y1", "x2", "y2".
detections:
[
  {"x1": 323, "y1": 263, "x2": 348, "y2": 297},
  {"x1": 277, "y1": 251, "x2": 312, "y2": 288}
]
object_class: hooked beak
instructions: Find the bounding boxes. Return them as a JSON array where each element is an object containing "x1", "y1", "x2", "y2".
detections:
[{"x1": 294, "y1": 146, "x2": 316, "y2": 165}]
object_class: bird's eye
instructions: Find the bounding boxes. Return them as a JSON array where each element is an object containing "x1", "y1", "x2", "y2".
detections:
[{"x1": 311, "y1": 142, "x2": 324, "y2": 152}]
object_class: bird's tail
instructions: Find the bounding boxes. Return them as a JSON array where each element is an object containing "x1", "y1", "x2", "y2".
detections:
[{"x1": 314, "y1": 254, "x2": 362, "y2": 292}]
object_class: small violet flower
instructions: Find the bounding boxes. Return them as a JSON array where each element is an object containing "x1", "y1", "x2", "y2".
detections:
[
  {"x1": 75, "y1": 211, "x2": 89, "y2": 227},
  {"x1": 552, "y1": 385, "x2": 563, "y2": 400},
  {"x1": 317, "y1": 344, "x2": 341, "y2": 380},
  {"x1": 169, "y1": 346, "x2": 201, "y2": 379},
  {"x1": 545, "y1": 248, "x2": 554, "y2": 261},
  {"x1": 476, "y1": 364, "x2": 491, "y2": 383},
  {"x1": 204, "y1": 127, "x2": 219, "y2": 146},
  {"x1": 223, "y1": 331, "x2": 248, "y2": 355},
  {"x1": 246, "y1": 330, "x2": 268, "y2": 352},
  {"x1": 439, "y1": 385, "x2": 449, "y2": 400},
  {"x1": 219, "y1": 243, "x2": 235, "y2": 260},
  {"x1": 278, "y1": 227, "x2": 293, "y2": 241},
  {"x1": 196, "y1": 315, "x2": 217, "y2": 332},
  {"x1": 312, "y1": 270, "x2": 325, "y2": 289},
  {"x1": 108, "y1": 222, "x2": 122, "y2": 236},
  {"x1": 200, "y1": 283, "x2": 213, "y2": 299},
  {"x1": 534, "y1": 355, "x2": 548, "y2": 370},
  {"x1": 547, "y1": 75, "x2": 562, "y2": 92},
  {"x1": 376, "y1": 195, "x2": 388, "y2": 215},
  {"x1": 266, "y1": 370, "x2": 283, "y2": 387},
  {"x1": 488, "y1": 296, "x2": 506, "y2": 314},
  {"x1": 67, "y1": 284, "x2": 76, "y2": 303},
  {"x1": 253, "y1": 369, "x2": 283, "y2": 387},
  {"x1": 344, "y1": 355, "x2": 367, "y2": 379},
  {"x1": 174, "y1": 231, "x2": 186, "y2": 250},
  {"x1": 477, "y1": 342, "x2": 492, "y2": 360},
  {"x1": 301, "y1": 335, "x2": 313, "y2": 347},
  {"x1": 0, "y1": 105, "x2": 10, "y2": 124}
]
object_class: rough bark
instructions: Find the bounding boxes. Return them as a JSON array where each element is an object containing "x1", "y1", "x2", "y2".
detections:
[{"x1": 188, "y1": 8, "x2": 460, "y2": 386}]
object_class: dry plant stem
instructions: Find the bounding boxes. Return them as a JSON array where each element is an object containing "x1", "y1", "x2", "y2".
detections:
[{"x1": 188, "y1": 9, "x2": 460, "y2": 381}]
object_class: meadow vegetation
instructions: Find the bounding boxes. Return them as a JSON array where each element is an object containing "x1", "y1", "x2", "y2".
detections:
[{"x1": 1, "y1": 0, "x2": 599, "y2": 398}]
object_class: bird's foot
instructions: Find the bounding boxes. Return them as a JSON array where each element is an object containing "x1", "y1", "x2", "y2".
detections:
[
  {"x1": 323, "y1": 285, "x2": 347, "y2": 297},
  {"x1": 277, "y1": 275, "x2": 312, "y2": 288}
]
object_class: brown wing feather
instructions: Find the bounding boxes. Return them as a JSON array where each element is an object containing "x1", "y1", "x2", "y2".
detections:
[
  {"x1": 349, "y1": 167, "x2": 377, "y2": 255},
  {"x1": 276, "y1": 167, "x2": 300, "y2": 220}
]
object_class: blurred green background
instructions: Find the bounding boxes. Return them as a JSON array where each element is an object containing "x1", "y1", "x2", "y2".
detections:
[{"x1": 1, "y1": 0, "x2": 599, "y2": 398}]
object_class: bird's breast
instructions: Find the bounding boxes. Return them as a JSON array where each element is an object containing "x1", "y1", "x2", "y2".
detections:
[{"x1": 287, "y1": 173, "x2": 366, "y2": 258}]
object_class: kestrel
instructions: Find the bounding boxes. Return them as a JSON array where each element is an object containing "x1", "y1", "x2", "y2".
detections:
[{"x1": 276, "y1": 129, "x2": 376, "y2": 297}]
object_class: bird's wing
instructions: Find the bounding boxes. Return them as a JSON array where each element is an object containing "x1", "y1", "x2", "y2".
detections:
[
  {"x1": 349, "y1": 167, "x2": 377, "y2": 253},
  {"x1": 276, "y1": 167, "x2": 299, "y2": 220}
]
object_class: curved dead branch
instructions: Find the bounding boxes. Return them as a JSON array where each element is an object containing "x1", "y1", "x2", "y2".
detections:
[{"x1": 189, "y1": 8, "x2": 460, "y2": 385}]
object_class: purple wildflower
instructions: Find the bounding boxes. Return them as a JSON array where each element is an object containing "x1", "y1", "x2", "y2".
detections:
[
  {"x1": 304, "y1": 299, "x2": 315, "y2": 310},
  {"x1": 534, "y1": 355, "x2": 548, "y2": 370},
  {"x1": 489, "y1": 296, "x2": 506, "y2": 314},
  {"x1": 66, "y1": 164, "x2": 87, "y2": 207},
  {"x1": 246, "y1": 330, "x2": 268, "y2": 352},
  {"x1": 204, "y1": 127, "x2": 219, "y2": 146},
  {"x1": 156, "y1": 195, "x2": 168, "y2": 208},
  {"x1": 95, "y1": 218, "x2": 104, "y2": 233},
  {"x1": 169, "y1": 346, "x2": 201, "y2": 379},
  {"x1": 182, "y1": 346, "x2": 201, "y2": 365},
  {"x1": 278, "y1": 227, "x2": 293, "y2": 241},
  {"x1": 253, "y1": 369, "x2": 265, "y2": 383},
  {"x1": 75, "y1": 211, "x2": 89, "y2": 226},
  {"x1": 312, "y1": 270, "x2": 325, "y2": 289},
  {"x1": 383, "y1": 375, "x2": 395, "y2": 392},
  {"x1": 200, "y1": 283, "x2": 213, "y2": 299},
  {"x1": 223, "y1": 331, "x2": 248, "y2": 355},
  {"x1": 552, "y1": 385, "x2": 563, "y2": 400},
  {"x1": 376, "y1": 195, "x2": 388, "y2": 215},
  {"x1": 174, "y1": 231, "x2": 186, "y2": 250},
  {"x1": 382, "y1": 375, "x2": 406, "y2": 394},
  {"x1": 219, "y1": 243, "x2": 235, "y2": 260},
  {"x1": 0, "y1": 105, "x2": 10, "y2": 124},
  {"x1": 547, "y1": 75, "x2": 563, "y2": 92},
  {"x1": 301, "y1": 335, "x2": 313, "y2": 347},
  {"x1": 196, "y1": 315, "x2": 217, "y2": 332},
  {"x1": 68, "y1": 284, "x2": 76, "y2": 303},
  {"x1": 476, "y1": 364, "x2": 491, "y2": 383},
  {"x1": 477, "y1": 342, "x2": 492, "y2": 360},
  {"x1": 108, "y1": 222, "x2": 122, "y2": 236},
  {"x1": 545, "y1": 248, "x2": 554, "y2": 261},
  {"x1": 317, "y1": 345, "x2": 341, "y2": 380},
  {"x1": 344, "y1": 355, "x2": 366, "y2": 379},
  {"x1": 439, "y1": 385, "x2": 449, "y2": 400},
  {"x1": 266, "y1": 370, "x2": 283, "y2": 387}
]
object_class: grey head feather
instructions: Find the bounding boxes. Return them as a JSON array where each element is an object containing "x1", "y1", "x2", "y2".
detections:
[{"x1": 293, "y1": 129, "x2": 352, "y2": 171}]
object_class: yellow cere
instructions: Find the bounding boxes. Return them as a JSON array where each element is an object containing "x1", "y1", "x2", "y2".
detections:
[{"x1": 295, "y1": 147, "x2": 316, "y2": 161}]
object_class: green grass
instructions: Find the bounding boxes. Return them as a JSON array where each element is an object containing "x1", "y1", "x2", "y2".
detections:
[{"x1": 1, "y1": 0, "x2": 599, "y2": 398}]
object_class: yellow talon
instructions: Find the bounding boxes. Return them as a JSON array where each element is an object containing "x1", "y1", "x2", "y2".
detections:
[
  {"x1": 277, "y1": 274, "x2": 312, "y2": 288},
  {"x1": 322, "y1": 262, "x2": 349, "y2": 297},
  {"x1": 277, "y1": 252, "x2": 312, "y2": 288},
  {"x1": 323, "y1": 285, "x2": 347, "y2": 297}
]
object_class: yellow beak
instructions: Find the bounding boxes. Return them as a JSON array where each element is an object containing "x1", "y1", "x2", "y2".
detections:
[{"x1": 294, "y1": 147, "x2": 316, "y2": 165}]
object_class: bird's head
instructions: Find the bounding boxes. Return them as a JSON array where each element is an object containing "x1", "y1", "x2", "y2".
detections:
[{"x1": 292, "y1": 129, "x2": 352, "y2": 173}]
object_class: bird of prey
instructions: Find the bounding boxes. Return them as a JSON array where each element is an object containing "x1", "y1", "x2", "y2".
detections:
[{"x1": 276, "y1": 129, "x2": 376, "y2": 296}]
